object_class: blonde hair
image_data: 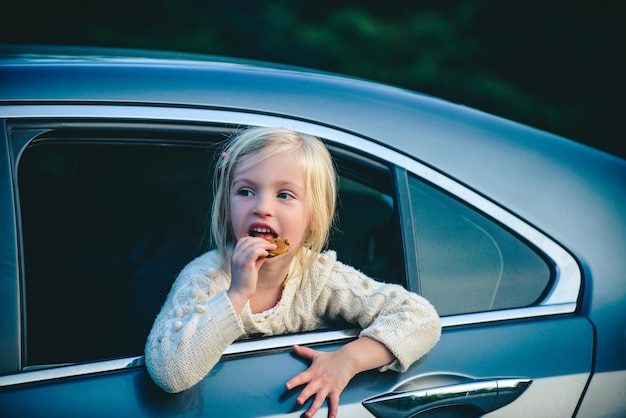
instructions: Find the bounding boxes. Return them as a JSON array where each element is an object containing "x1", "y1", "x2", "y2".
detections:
[{"x1": 211, "y1": 127, "x2": 337, "y2": 276}]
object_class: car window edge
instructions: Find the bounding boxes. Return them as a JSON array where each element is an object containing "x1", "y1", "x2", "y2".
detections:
[{"x1": 0, "y1": 329, "x2": 359, "y2": 388}]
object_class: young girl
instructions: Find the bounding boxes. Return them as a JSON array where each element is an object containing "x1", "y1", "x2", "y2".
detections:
[{"x1": 145, "y1": 127, "x2": 441, "y2": 418}]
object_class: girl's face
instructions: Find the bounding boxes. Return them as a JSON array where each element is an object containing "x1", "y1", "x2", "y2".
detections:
[{"x1": 229, "y1": 150, "x2": 311, "y2": 251}]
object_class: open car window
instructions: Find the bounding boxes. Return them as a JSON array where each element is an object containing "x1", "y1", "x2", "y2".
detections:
[
  {"x1": 19, "y1": 139, "x2": 214, "y2": 365},
  {"x1": 17, "y1": 126, "x2": 403, "y2": 368}
]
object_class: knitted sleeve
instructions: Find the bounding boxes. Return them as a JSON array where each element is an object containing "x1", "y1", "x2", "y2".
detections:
[
  {"x1": 314, "y1": 255, "x2": 441, "y2": 372},
  {"x1": 144, "y1": 252, "x2": 245, "y2": 393}
]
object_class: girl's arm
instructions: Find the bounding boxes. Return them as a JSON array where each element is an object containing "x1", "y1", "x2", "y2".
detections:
[
  {"x1": 287, "y1": 254, "x2": 441, "y2": 417},
  {"x1": 144, "y1": 254, "x2": 245, "y2": 393},
  {"x1": 317, "y1": 260, "x2": 441, "y2": 372}
]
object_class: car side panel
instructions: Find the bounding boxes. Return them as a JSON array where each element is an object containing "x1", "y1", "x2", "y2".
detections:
[
  {"x1": 0, "y1": 316, "x2": 592, "y2": 417},
  {"x1": 0, "y1": 342, "x2": 389, "y2": 418},
  {"x1": 423, "y1": 317, "x2": 593, "y2": 417},
  {"x1": 577, "y1": 371, "x2": 626, "y2": 417}
]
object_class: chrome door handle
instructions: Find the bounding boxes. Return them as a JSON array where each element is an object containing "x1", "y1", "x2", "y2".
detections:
[{"x1": 362, "y1": 375, "x2": 531, "y2": 418}]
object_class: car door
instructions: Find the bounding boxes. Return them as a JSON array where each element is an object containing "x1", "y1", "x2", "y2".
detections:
[
  {"x1": 364, "y1": 166, "x2": 592, "y2": 417},
  {"x1": 0, "y1": 108, "x2": 591, "y2": 417}
]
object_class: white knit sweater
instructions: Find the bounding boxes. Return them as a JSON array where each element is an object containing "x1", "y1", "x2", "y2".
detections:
[{"x1": 145, "y1": 250, "x2": 441, "y2": 393}]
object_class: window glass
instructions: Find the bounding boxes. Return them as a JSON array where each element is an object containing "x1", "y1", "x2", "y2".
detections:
[
  {"x1": 18, "y1": 135, "x2": 403, "y2": 367},
  {"x1": 19, "y1": 141, "x2": 214, "y2": 366},
  {"x1": 408, "y1": 175, "x2": 552, "y2": 316}
]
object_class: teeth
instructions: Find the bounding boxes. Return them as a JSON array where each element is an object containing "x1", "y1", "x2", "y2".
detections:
[{"x1": 249, "y1": 227, "x2": 276, "y2": 237}]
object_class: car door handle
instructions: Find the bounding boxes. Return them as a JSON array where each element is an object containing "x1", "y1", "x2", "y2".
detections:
[{"x1": 362, "y1": 374, "x2": 531, "y2": 418}]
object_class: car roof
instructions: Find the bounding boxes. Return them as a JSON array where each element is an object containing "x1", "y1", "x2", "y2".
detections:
[{"x1": 1, "y1": 46, "x2": 624, "y2": 260}]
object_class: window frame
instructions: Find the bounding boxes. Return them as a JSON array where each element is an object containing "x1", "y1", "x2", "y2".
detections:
[
  {"x1": 15, "y1": 129, "x2": 403, "y2": 367},
  {"x1": 0, "y1": 104, "x2": 581, "y2": 387}
]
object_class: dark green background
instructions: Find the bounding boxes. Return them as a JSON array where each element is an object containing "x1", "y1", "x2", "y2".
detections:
[{"x1": 3, "y1": 0, "x2": 624, "y2": 159}]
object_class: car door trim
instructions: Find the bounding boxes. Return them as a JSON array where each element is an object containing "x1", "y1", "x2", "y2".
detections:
[
  {"x1": 0, "y1": 329, "x2": 359, "y2": 387},
  {"x1": 0, "y1": 302, "x2": 575, "y2": 388}
]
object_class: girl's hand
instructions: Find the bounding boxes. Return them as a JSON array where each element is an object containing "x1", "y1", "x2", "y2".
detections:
[
  {"x1": 285, "y1": 338, "x2": 394, "y2": 418},
  {"x1": 227, "y1": 236, "x2": 276, "y2": 313},
  {"x1": 285, "y1": 345, "x2": 355, "y2": 418}
]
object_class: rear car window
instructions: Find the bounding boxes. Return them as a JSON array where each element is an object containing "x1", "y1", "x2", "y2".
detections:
[{"x1": 408, "y1": 175, "x2": 553, "y2": 316}]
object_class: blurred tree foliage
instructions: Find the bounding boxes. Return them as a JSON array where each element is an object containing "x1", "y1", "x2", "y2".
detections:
[{"x1": 3, "y1": 0, "x2": 624, "y2": 158}]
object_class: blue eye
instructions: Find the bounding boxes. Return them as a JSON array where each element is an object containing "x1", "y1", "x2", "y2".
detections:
[
  {"x1": 278, "y1": 192, "x2": 293, "y2": 200},
  {"x1": 237, "y1": 189, "x2": 254, "y2": 197}
]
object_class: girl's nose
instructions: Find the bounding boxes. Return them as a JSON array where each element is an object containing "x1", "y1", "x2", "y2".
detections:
[{"x1": 253, "y1": 192, "x2": 273, "y2": 216}]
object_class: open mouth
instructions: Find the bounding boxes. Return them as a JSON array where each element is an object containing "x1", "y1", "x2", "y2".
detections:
[{"x1": 249, "y1": 227, "x2": 277, "y2": 240}]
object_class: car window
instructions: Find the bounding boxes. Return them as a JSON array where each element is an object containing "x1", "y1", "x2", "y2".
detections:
[
  {"x1": 18, "y1": 140, "x2": 215, "y2": 366},
  {"x1": 408, "y1": 174, "x2": 553, "y2": 316},
  {"x1": 331, "y1": 148, "x2": 404, "y2": 286},
  {"x1": 17, "y1": 129, "x2": 403, "y2": 368}
]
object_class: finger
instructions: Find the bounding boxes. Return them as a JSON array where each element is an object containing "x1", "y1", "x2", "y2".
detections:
[
  {"x1": 295, "y1": 381, "x2": 319, "y2": 406},
  {"x1": 292, "y1": 344, "x2": 319, "y2": 362},
  {"x1": 285, "y1": 370, "x2": 311, "y2": 391},
  {"x1": 234, "y1": 236, "x2": 274, "y2": 254},
  {"x1": 304, "y1": 392, "x2": 327, "y2": 418},
  {"x1": 255, "y1": 241, "x2": 277, "y2": 262},
  {"x1": 232, "y1": 237, "x2": 274, "y2": 266},
  {"x1": 328, "y1": 392, "x2": 340, "y2": 418}
]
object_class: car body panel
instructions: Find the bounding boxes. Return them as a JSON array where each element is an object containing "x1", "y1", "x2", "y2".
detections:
[
  {"x1": 577, "y1": 371, "x2": 626, "y2": 417},
  {"x1": 0, "y1": 316, "x2": 593, "y2": 417},
  {"x1": 0, "y1": 48, "x2": 624, "y2": 416}
]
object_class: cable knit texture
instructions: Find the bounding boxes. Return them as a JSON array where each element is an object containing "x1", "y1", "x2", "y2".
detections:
[{"x1": 145, "y1": 250, "x2": 441, "y2": 393}]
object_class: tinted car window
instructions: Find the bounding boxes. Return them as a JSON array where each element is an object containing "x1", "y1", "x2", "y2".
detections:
[
  {"x1": 18, "y1": 141, "x2": 213, "y2": 366},
  {"x1": 408, "y1": 175, "x2": 552, "y2": 316},
  {"x1": 17, "y1": 131, "x2": 403, "y2": 368}
]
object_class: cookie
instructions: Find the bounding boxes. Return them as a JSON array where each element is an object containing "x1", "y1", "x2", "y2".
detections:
[{"x1": 267, "y1": 238, "x2": 290, "y2": 258}]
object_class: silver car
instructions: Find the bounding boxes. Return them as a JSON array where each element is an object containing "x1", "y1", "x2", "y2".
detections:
[{"x1": 0, "y1": 46, "x2": 624, "y2": 417}]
